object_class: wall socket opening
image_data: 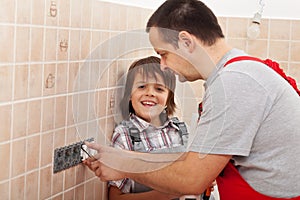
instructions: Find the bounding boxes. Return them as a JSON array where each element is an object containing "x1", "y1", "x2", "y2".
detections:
[{"x1": 53, "y1": 138, "x2": 94, "y2": 173}]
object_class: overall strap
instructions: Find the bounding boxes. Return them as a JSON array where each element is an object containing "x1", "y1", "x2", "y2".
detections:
[
  {"x1": 224, "y1": 56, "x2": 300, "y2": 96},
  {"x1": 121, "y1": 120, "x2": 146, "y2": 152},
  {"x1": 170, "y1": 117, "x2": 189, "y2": 147}
]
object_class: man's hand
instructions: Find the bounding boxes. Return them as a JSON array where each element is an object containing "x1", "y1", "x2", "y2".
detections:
[
  {"x1": 83, "y1": 142, "x2": 185, "y2": 175},
  {"x1": 82, "y1": 142, "x2": 126, "y2": 181}
]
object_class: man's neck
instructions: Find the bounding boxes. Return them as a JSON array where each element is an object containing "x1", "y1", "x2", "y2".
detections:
[{"x1": 195, "y1": 38, "x2": 232, "y2": 80}]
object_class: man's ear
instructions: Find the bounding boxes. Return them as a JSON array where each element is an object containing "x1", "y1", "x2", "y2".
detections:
[{"x1": 178, "y1": 31, "x2": 194, "y2": 52}]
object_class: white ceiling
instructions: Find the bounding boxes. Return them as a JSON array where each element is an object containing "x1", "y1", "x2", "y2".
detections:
[{"x1": 99, "y1": 0, "x2": 300, "y2": 19}]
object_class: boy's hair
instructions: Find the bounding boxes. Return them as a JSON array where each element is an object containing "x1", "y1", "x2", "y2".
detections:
[
  {"x1": 120, "y1": 56, "x2": 176, "y2": 119},
  {"x1": 146, "y1": 0, "x2": 224, "y2": 47}
]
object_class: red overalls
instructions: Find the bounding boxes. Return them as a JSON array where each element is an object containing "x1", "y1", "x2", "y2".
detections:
[
  {"x1": 216, "y1": 162, "x2": 300, "y2": 200},
  {"x1": 211, "y1": 56, "x2": 300, "y2": 199}
]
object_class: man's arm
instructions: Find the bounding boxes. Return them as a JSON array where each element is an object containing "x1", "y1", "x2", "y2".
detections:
[
  {"x1": 125, "y1": 152, "x2": 230, "y2": 195},
  {"x1": 85, "y1": 142, "x2": 231, "y2": 196}
]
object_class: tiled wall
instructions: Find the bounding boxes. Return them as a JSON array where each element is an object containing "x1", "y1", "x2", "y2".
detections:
[{"x1": 0, "y1": 0, "x2": 299, "y2": 200}]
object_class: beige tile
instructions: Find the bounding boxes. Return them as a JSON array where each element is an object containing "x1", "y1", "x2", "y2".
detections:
[
  {"x1": 67, "y1": 96, "x2": 75, "y2": 126},
  {"x1": 88, "y1": 92, "x2": 96, "y2": 121},
  {"x1": 291, "y1": 20, "x2": 300, "y2": 40},
  {"x1": 42, "y1": 98, "x2": 54, "y2": 132},
  {"x1": 69, "y1": 30, "x2": 80, "y2": 60},
  {"x1": 68, "y1": 62, "x2": 80, "y2": 93},
  {"x1": 58, "y1": 0, "x2": 70, "y2": 27},
  {"x1": 31, "y1": 0, "x2": 45, "y2": 25},
  {"x1": 25, "y1": 171, "x2": 39, "y2": 200},
  {"x1": 108, "y1": 61, "x2": 117, "y2": 87},
  {"x1": 110, "y1": 4, "x2": 127, "y2": 31},
  {"x1": 269, "y1": 41, "x2": 289, "y2": 61},
  {"x1": 27, "y1": 99, "x2": 41, "y2": 135},
  {"x1": 0, "y1": 26, "x2": 14, "y2": 63},
  {"x1": 247, "y1": 39, "x2": 268, "y2": 58},
  {"x1": 13, "y1": 102, "x2": 27, "y2": 139},
  {"x1": 289, "y1": 63, "x2": 300, "y2": 83},
  {"x1": 55, "y1": 96, "x2": 67, "y2": 129},
  {"x1": 106, "y1": 116, "x2": 115, "y2": 142},
  {"x1": 91, "y1": 31, "x2": 102, "y2": 54},
  {"x1": 70, "y1": 0, "x2": 82, "y2": 28},
  {"x1": 52, "y1": 170, "x2": 63, "y2": 195},
  {"x1": 66, "y1": 126, "x2": 78, "y2": 144},
  {"x1": 117, "y1": 60, "x2": 128, "y2": 86},
  {"x1": 11, "y1": 139, "x2": 26, "y2": 177},
  {"x1": 0, "y1": 143, "x2": 10, "y2": 181},
  {"x1": 0, "y1": 181, "x2": 9, "y2": 200},
  {"x1": 64, "y1": 166, "x2": 75, "y2": 190},
  {"x1": 54, "y1": 128, "x2": 66, "y2": 148},
  {"x1": 74, "y1": 184, "x2": 84, "y2": 200},
  {"x1": 127, "y1": 6, "x2": 142, "y2": 30},
  {"x1": 45, "y1": 28, "x2": 57, "y2": 61},
  {"x1": 75, "y1": 164, "x2": 85, "y2": 185},
  {"x1": 259, "y1": 18, "x2": 269, "y2": 40},
  {"x1": 16, "y1": 0, "x2": 31, "y2": 24},
  {"x1": 97, "y1": 61, "x2": 110, "y2": 88},
  {"x1": 43, "y1": 64, "x2": 56, "y2": 96},
  {"x1": 64, "y1": 189, "x2": 75, "y2": 200},
  {"x1": 11, "y1": 176, "x2": 25, "y2": 199},
  {"x1": 39, "y1": 166, "x2": 52, "y2": 199},
  {"x1": 0, "y1": 0, "x2": 15, "y2": 23},
  {"x1": 15, "y1": 27, "x2": 30, "y2": 62},
  {"x1": 95, "y1": 179, "x2": 106, "y2": 200},
  {"x1": 52, "y1": 194, "x2": 63, "y2": 200},
  {"x1": 92, "y1": 1, "x2": 110, "y2": 29},
  {"x1": 89, "y1": 61, "x2": 101, "y2": 90},
  {"x1": 46, "y1": 0, "x2": 58, "y2": 26},
  {"x1": 14, "y1": 65, "x2": 28, "y2": 100},
  {"x1": 97, "y1": 118, "x2": 108, "y2": 144},
  {"x1": 217, "y1": 17, "x2": 227, "y2": 36},
  {"x1": 290, "y1": 42, "x2": 300, "y2": 62},
  {"x1": 81, "y1": 0, "x2": 92, "y2": 29},
  {"x1": 84, "y1": 180, "x2": 95, "y2": 200},
  {"x1": 30, "y1": 27, "x2": 44, "y2": 62},
  {"x1": 269, "y1": 19, "x2": 291, "y2": 40},
  {"x1": 107, "y1": 89, "x2": 115, "y2": 116},
  {"x1": 0, "y1": 105, "x2": 11, "y2": 142},
  {"x1": 56, "y1": 63, "x2": 68, "y2": 94},
  {"x1": 26, "y1": 135, "x2": 40, "y2": 171},
  {"x1": 0, "y1": 66, "x2": 13, "y2": 102},
  {"x1": 75, "y1": 93, "x2": 89, "y2": 123},
  {"x1": 41, "y1": 132, "x2": 53, "y2": 166},
  {"x1": 228, "y1": 38, "x2": 247, "y2": 52},
  {"x1": 80, "y1": 30, "x2": 91, "y2": 60},
  {"x1": 29, "y1": 64, "x2": 42, "y2": 98},
  {"x1": 95, "y1": 90, "x2": 107, "y2": 119},
  {"x1": 57, "y1": 30, "x2": 69, "y2": 61},
  {"x1": 227, "y1": 17, "x2": 248, "y2": 38}
]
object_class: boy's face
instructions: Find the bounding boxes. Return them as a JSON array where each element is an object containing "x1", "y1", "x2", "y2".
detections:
[{"x1": 131, "y1": 72, "x2": 169, "y2": 125}]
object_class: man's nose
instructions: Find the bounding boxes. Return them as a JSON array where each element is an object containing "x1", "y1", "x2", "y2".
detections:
[{"x1": 160, "y1": 60, "x2": 168, "y2": 71}]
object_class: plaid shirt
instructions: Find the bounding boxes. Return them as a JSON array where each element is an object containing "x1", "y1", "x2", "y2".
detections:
[{"x1": 109, "y1": 114, "x2": 185, "y2": 193}]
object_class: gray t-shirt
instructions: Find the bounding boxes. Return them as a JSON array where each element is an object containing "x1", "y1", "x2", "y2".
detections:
[{"x1": 189, "y1": 49, "x2": 300, "y2": 197}]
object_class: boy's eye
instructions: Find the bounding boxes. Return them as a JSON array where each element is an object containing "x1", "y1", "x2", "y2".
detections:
[
  {"x1": 137, "y1": 85, "x2": 145, "y2": 89},
  {"x1": 156, "y1": 87, "x2": 166, "y2": 92}
]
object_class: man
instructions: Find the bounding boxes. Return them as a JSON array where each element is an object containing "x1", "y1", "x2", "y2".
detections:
[{"x1": 86, "y1": 0, "x2": 300, "y2": 199}]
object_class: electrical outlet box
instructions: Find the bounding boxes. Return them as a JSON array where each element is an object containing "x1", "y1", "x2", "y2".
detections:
[{"x1": 53, "y1": 138, "x2": 94, "y2": 173}]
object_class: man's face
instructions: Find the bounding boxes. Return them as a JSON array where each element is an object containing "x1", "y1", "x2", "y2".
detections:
[{"x1": 148, "y1": 27, "x2": 201, "y2": 82}]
